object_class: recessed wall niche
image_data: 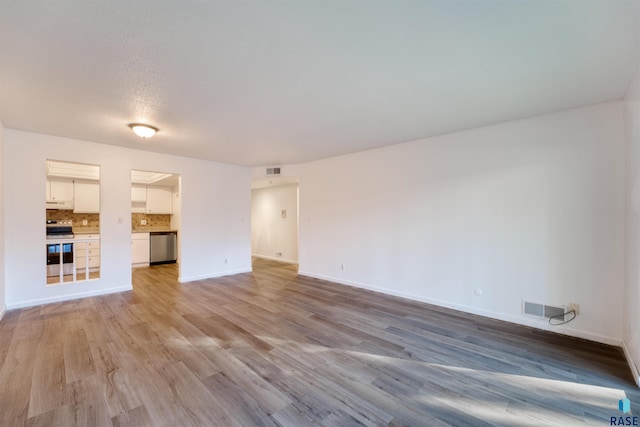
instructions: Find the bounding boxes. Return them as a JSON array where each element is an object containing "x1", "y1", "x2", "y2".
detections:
[{"x1": 45, "y1": 160, "x2": 100, "y2": 285}]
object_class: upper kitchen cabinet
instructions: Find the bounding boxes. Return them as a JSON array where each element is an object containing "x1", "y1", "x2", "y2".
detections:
[
  {"x1": 131, "y1": 184, "x2": 147, "y2": 202},
  {"x1": 132, "y1": 170, "x2": 178, "y2": 215},
  {"x1": 73, "y1": 180, "x2": 100, "y2": 213},
  {"x1": 46, "y1": 160, "x2": 100, "y2": 211},
  {"x1": 146, "y1": 186, "x2": 172, "y2": 214},
  {"x1": 46, "y1": 178, "x2": 74, "y2": 204},
  {"x1": 131, "y1": 184, "x2": 147, "y2": 213}
]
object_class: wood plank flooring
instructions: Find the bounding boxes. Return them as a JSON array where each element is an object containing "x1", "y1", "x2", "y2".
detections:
[{"x1": 0, "y1": 258, "x2": 638, "y2": 426}]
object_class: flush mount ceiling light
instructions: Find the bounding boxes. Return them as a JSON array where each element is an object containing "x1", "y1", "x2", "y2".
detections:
[{"x1": 128, "y1": 123, "x2": 158, "y2": 139}]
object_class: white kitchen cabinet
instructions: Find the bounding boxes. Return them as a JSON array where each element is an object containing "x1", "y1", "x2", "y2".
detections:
[
  {"x1": 75, "y1": 234, "x2": 100, "y2": 241},
  {"x1": 46, "y1": 178, "x2": 74, "y2": 202},
  {"x1": 132, "y1": 232, "x2": 150, "y2": 266},
  {"x1": 131, "y1": 184, "x2": 147, "y2": 202},
  {"x1": 146, "y1": 186, "x2": 172, "y2": 214},
  {"x1": 75, "y1": 253, "x2": 100, "y2": 269},
  {"x1": 131, "y1": 184, "x2": 147, "y2": 213},
  {"x1": 75, "y1": 235, "x2": 100, "y2": 271},
  {"x1": 73, "y1": 180, "x2": 100, "y2": 213}
]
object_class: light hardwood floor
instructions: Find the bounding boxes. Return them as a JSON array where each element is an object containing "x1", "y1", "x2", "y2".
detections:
[{"x1": 0, "y1": 258, "x2": 638, "y2": 426}]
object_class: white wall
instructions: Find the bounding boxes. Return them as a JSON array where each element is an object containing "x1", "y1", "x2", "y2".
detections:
[
  {"x1": 171, "y1": 182, "x2": 182, "y2": 262},
  {"x1": 297, "y1": 102, "x2": 626, "y2": 345},
  {"x1": 0, "y1": 119, "x2": 5, "y2": 319},
  {"x1": 624, "y1": 64, "x2": 640, "y2": 385},
  {"x1": 251, "y1": 184, "x2": 299, "y2": 263},
  {"x1": 4, "y1": 129, "x2": 251, "y2": 308}
]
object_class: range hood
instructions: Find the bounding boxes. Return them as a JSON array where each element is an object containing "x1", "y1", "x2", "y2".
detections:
[{"x1": 46, "y1": 200, "x2": 73, "y2": 210}]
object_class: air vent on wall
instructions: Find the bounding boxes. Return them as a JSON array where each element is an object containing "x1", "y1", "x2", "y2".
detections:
[
  {"x1": 523, "y1": 301, "x2": 566, "y2": 321},
  {"x1": 266, "y1": 167, "x2": 281, "y2": 176}
]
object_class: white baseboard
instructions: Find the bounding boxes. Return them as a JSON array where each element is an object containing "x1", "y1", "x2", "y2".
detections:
[
  {"x1": 298, "y1": 270, "x2": 621, "y2": 347},
  {"x1": 0, "y1": 305, "x2": 5, "y2": 321},
  {"x1": 622, "y1": 340, "x2": 640, "y2": 387},
  {"x1": 6, "y1": 285, "x2": 133, "y2": 310},
  {"x1": 251, "y1": 253, "x2": 299, "y2": 265},
  {"x1": 179, "y1": 268, "x2": 252, "y2": 283}
]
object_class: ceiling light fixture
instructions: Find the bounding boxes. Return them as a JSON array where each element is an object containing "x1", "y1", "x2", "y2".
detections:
[{"x1": 128, "y1": 123, "x2": 158, "y2": 139}]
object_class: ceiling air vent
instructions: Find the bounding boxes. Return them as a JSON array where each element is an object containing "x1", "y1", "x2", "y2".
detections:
[
  {"x1": 266, "y1": 167, "x2": 281, "y2": 176},
  {"x1": 523, "y1": 301, "x2": 566, "y2": 321}
]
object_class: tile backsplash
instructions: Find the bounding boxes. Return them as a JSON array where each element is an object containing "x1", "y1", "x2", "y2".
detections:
[
  {"x1": 47, "y1": 211, "x2": 99, "y2": 231},
  {"x1": 132, "y1": 213, "x2": 172, "y2": 231},
  {"x1": 46, "y1": 211, "x2": 172, "y2": 232}
]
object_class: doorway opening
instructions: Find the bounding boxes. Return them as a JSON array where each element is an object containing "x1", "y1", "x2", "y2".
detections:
[
  {"x1": 45, "y1": 160, "x2": 101, "y2": 285},
  {"x1": 251, "y1": 176, "x2": 299, "y2": 271},
  {"x1": 131, "y1": 170, "x2": 181, "y2": 280}
]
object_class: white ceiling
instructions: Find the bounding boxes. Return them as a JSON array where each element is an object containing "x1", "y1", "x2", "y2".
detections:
[{"x1": 1, "y1": 1, "x2": 639, "y2": 167}]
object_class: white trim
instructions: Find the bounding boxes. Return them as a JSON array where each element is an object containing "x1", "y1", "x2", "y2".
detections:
[
  {"x1": 6, "y1": 285, "x2": 132, "y2": 310},
  {"x1": 622, "y1": 340, "x2": 640, "y2": 387},
  {"x1": 132, "y1": 263, "x2": 150, "y2": 268},
  {"x1": 0, "y1": 305, "x2": 5, "y2": 321},
  {"x1": 179, "y1": 268, "x2": 252, "y2": 283},
  {"x1": 298, "y1": 271, "x2": 621, "y2": 347},
  {"x1": 251, "y1": 253, "x2": 299, "y2": 265}
]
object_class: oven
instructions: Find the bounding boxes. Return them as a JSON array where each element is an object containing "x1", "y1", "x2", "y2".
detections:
[
  {"x1": 46, "y1": 220, "x2": 74, "y2": 277},
  {"x1": 47, "y1": 243, "x2": 74, "y2": 276}
]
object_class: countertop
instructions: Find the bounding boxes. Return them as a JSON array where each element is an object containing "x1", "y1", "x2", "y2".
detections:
[
  {"x1": 72, "y1": 228, "x2": 179, "y2": 234},
  {"x1": 132, "y1": 229, "x2": 178, "y2": 233},
  {"x1": 73, "y1": 228, "x2": 100, "y2": 235},
  {"x1": 46, "y1": 235, "x2": 99, "y2": 243}
]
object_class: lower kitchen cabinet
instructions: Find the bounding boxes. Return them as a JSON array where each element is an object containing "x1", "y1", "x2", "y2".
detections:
[
  {"x1": 132, "y1": 232, "x2": 150, "y2": 266},
  {"x1": 74, "y1": 235, "x2": 100, "y2": 271}
]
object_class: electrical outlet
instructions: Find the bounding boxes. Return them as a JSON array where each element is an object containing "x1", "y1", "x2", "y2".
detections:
[
  {"x1": 141, "y1": 219, "x2": 147, "y2": 225},
  {"x1": 82, "y1": 219, "x2": 88, "y2": 226},
  {"x1": 568, "y1": 303, "x2": 580, "y2": 315},
  {"x1": 276, "y1": 252, "x2": 283, "y2": 257}
]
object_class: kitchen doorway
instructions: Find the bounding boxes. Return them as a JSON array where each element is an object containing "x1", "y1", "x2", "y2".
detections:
[
  {"x1": 250, "y1": 176, "x2": 299, "y2": 269},
  {"x1": 131, "y1": 170, "x2": 181, "y2": 280}
]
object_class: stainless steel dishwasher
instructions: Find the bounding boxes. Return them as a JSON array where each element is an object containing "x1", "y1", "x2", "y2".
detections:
[{"x1": 150, "y1": 231, "x2": 177, "y2": 265}]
